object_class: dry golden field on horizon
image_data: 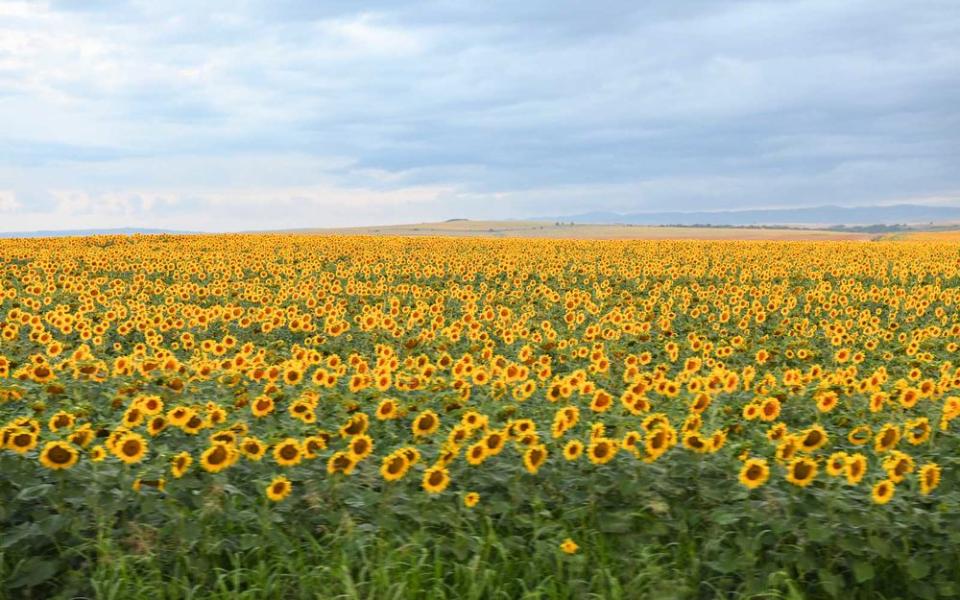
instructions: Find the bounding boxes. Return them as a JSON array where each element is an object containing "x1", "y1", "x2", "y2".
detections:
[{"x1": 274, "y1": 220, "x2": 880, "y2": 241}]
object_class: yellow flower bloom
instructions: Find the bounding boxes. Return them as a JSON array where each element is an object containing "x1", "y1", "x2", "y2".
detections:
[
  {"x1": 738, "y1": 458, "x2": 770, "y2": 490},
  {"x1": 871, "y1": 479, "x2": 895, "y2": 505},
  {"x1": 422, "y1": 465, "x2": 450, "y2": 494},
  {"x1": 39, "y1": 441, "x2": 79, "y2": 470},
  {"x1": 560, "y1": 538, "x2": 579, "y2": 554},
  {"x1": 266, "y1": 476, "x2": 292, "y2": 501}
]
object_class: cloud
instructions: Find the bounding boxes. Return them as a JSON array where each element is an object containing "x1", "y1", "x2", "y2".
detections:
[
  {"x1": 0, "y1": 1, "x2": 958, "y2": 231},
  {"x1": 0, "y1": 191, "x2": 20, "y2": 212}
]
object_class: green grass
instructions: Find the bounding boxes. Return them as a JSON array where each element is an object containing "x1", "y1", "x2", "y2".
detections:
[
  {"x1": 4, "y1": 510, "x2": 691, "y2": 600},
  {"x1": 4, "y1": 454, "x2": 959, "y2": 600}
]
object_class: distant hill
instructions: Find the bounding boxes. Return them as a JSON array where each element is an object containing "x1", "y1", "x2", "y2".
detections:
[
  {"x1": 0, "y1": 228, "x2": 193, "y2": 238},
  {"x1": 539, "y1": 204, "x2": 960, "y2": 227},
  {"x1": 270, "y1": 220, "x2": 874, "y2": 241}
]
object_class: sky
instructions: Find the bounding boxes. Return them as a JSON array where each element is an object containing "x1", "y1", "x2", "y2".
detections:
[{"x1": 1, "y1": 1, "x2": 958, "y2": 232}]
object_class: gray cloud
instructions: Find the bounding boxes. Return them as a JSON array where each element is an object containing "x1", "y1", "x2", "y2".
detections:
[{"x1": 0, "y1": 0, "x2": 958, "y2": 230}]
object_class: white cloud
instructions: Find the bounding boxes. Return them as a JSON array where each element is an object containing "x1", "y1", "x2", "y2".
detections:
[
  {"x1": 315, "y1": 13, "x2": 428, "y2": 57},
  {"x1": 0, "y1": 1, "x2": 957, "y2": 230},
  {"x1": 0, "y1": 182, "x2": 460, "y2": 232},
  {"x1": 0, "y1": 191, "x2": 20, "y2": 212}
]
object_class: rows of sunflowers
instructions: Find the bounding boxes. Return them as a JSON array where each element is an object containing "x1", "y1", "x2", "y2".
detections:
[{"x1": 2, "y1": 234, "x2": 959, "y2": 598}]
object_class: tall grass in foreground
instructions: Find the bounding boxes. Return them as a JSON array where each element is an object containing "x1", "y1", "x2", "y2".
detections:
[{"x1": 3, "y1": 449, "x2": 959, "y2": 599}]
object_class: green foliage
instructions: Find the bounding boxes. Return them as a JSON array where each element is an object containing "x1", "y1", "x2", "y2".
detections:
[{"x1": 2, "y1": 445, "x2": 960, "y2": 599}]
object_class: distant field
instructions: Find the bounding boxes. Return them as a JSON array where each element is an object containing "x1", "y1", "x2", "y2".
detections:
[
  {"x1": 277, "y1": 220, "x2": 876, "y2": 241},
  {"x1": 884, "y1": 229, "x2": 960, "y2": 242}
]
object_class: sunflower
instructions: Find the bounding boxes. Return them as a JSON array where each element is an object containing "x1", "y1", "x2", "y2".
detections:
[
  {"x1": 766, "y1": 423, "x2": 788, "y2": 443},
  {"x1": 826, "y1": 452, "x2": 849, "y2": 477},
  {"x1": 621, "y1": 431, "x2": 643, "y2": 456},
  {"x1": 448, "y1": 424, "x2": 471, "y2": 446},
  {"x1": 640, "y1": 413, "x2": 669, "y2": 431},
  {"x1": 422, "y1": 465, "x2": 451, "y2": 494},
  {"x1": 882, "y1": 451, "x2": 914, "y2": 483},
  {"x1": 682, "y1": 415, "x2": 702, "y2": 433},
  {"x1": 412, "y1": 410, "x2": 440, "y2": 437},
  {"x1": 563, "y1": 439, "x2": 584, "y2": 461},
  {"x1": 587, "y1": 438, "x2": 617, "y2": 465},
  {"x1": 561, "y1": 406, "x2": 579, "y2": 428},
  {"x1": 589, "y1": 390, "x2": 613, "y2": 413},
  {"x1": 898, "y1": 387, "x2": 919, "y2": 409},
  {"x1": 376, "y1": 398, "x2": 399, "y2": 420},
  {"x1": 113, "y1": 432, "x2": 148, "y2": 465},
  {"x1": 758, "y1": 397, "x2": 781, "y2": 422},
  {"x1": 461, "y1": 411, "x2": 488, "y2": 430},
  {"x1": 815, "y1": 391, "x2": 839, "y2": 413},
  {"x1": 137, "y1": 395, "x2": 164, "y2": 416},
  {"x1": 682, "y1": 432, "x2": 711, "y2": 454},
  {"x1": 466, "y1": 442, "x2": 488, "y2": 465},
  {"x1": 589, "y1": 422, "x2": 606, "y2": 439},
  {"x1": 560, "y1": 538, "x2": 579, "y2": 554},
  {"x1": 47, "y1": 411, "x2": 75, "y2": 433},
  {"x1": 171, "y1": 451, "x2": 193, "y2": 478},
  {"x1": 905, "y1": 417, "x2": 931, "y2": 445},
  {"x1": 643, "y1": 428, "x2": 672, "y2": 462},
  {"x1": 847, "y1": 425, "x2": 872, "y2": 446},
  {"x1": 167, "y1": 406, "x2": 192, "y2": 427},
  {"x1": 523, "y1": 444, "x2": 548, "y2": 474},
  {"x1": 282, "y1": 366, "x2": 304, "y2": 386},
  {"x1": 483, "y1": 430, "x2": 507, "y2": 456},
  {"x1": 339, "y1": 413, "x2": 369, "y2": 437},
  {"x1": 785, "y1": 457, "x2": 818, "y2": 487},
  {"x1": 868, "y1": 392, "x2": 887, "y2": 413},
  {"x1": 709, "y1": 430, "x2": 727, "y2": 452},
  {"x1": 68, "y1": 424, "x2": 95, "y2": 447},
  {"x1": 919, "y1": 463, "x2": 941, "y2": 495},
  {"x1": 401, "y1": 446, "x2": 422, "y2": 465},
  {"x1": 266, "y1": 476, "x2": 293, "y2": 502},
  {"x1": 348, "y1": 434, "x2": 374, "y2": 460},
  {"x1": 132, "y1": 478, "x2": 166, "y2": 493},
  {"x1": 122, "y1": 407, "x2": 144, "y2": 428},
  {"x1": 302, "y1": 435, "x2": 327, "y2": 459},
  {"x1": 89, "y1": 445, "x2": 107, "y2": 462},
  {"x1": 326, "y1": 451, "x2": 357, "y2": 475},
  {"x1": 39, "y1": 441, "x2": 79, "y2": 470},
  {"x1": 209, "y1": 430, "x2": 237, "y2": 446},
  {"x1": 30, "y1": 363, "x2": 56, "y2": 383},
  {"x1": 689, "y1": 393, "x2": 711, "y2": 414},
  {"x1": 508, "y1": 418, "x2": 536, "y2": 438},
  {"x1": 272, "y1": 438, "x2": 303, "y2": 467},
  {"x1": 200, "y1": 443, "x2": 237, "y2": 473},
  {"x1": 147, "y1": 416, "x2": 167, "y2": 437},
  {"x1": 775, "y1": 436, "x2": 799, "y2": 462},
  {"x1": 181, "y1": 413, "x2": 206, "y2": 435},
  {"x1": 871, "y1": 479, "x2": 895, "y2": 504},
  {"x1": 288, "y1": 400, "x2": 315, "y2": 424},
  {"x1": 240, "y1": 436, "x2": 267, "y2": 460},
  {"x1": 845, "y1": 453, "x2": 867, "y2": 485},
  {"x1": 874, "y1": 424, "x2": 900, "y2": 453},
  {"x1": 251, "y1": 395, "x2": 275, "y2": 418},
  {"x1": 799, "y1": 425, "x2": 828, "y2": 452},
  {"x1": 7, "y1": 430, "x2": 38, "y2": 454},
  {"x1": 380, "y1": 452, "x2": 410, "y2": 481},
  {"x1": 738, "y1": 458, "x2": 770, "y2": 490}
]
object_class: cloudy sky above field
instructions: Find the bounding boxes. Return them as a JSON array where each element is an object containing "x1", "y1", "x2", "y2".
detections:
[{"x1": 1, "y1": 1, "x2": 958, "y2": 231}]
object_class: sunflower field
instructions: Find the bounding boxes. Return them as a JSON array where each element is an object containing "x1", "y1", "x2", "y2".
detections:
[{"x1": 2, "y1": 234, "x2": 960, "y2": 599}]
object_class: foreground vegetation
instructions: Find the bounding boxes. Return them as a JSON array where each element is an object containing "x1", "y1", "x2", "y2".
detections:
[{"x1": 2, "y1": 235, "x2": 959, "y2": 598}]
